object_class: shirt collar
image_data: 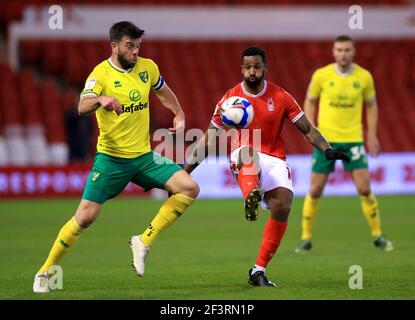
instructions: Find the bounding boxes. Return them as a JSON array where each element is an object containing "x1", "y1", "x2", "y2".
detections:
[
  {"x1": 108, "y1": 58, "x2": 133, "y2": 73},
  {"x1": 240, "y1": 80, "x2": 267, "y2": 97},
  {"x1": 334, "y1": 63, "x2": 354, "y2": 77}
]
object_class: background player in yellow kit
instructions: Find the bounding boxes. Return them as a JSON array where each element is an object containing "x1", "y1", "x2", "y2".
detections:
[
  {"x1": 295, "y1": 35, "x2": 393, "y2": 253},
  {"x1": 33, "y1": 21, "x2": 199, "y2": 292}
]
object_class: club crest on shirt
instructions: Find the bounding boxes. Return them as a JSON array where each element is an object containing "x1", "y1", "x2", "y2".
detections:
[
  {"x1": 139, "y1": 71, "x2": 148, "y2": 83},
  {"x1": 267, "y1": 98, "x2": 275, "y2": 112}
]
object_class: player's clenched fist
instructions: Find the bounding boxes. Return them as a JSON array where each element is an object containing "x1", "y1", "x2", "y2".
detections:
[{"x1": 99, "y1": 96, "x2": 122, "y2": 115}]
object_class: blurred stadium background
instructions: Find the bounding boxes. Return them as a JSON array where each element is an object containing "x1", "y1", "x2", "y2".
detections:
[{"x1": 0, "y1": 0, "x2": 414, "y2": 299}]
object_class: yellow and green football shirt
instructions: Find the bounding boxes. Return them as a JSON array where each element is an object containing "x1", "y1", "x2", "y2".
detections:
[
  {"x1": 80, "y1": 57, "x2": 165, "y2": 158},
  {"x1": 307, "y1": 63, "x2": 375, "y2": 142}
]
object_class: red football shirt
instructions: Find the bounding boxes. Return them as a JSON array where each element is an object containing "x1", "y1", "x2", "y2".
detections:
[{"x1": 211, "y1": 81, "x2": 304, "y2": 160}]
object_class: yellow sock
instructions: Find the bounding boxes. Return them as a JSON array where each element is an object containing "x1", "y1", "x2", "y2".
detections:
[
  {"x1": 38, "y1": 217, "x2": 83, "y2": 274},
  {"x1": 140, "y1": 193, "x2": 195, "y2": 246},
  {"x1": 360, "y1": 192, "x2": 382, "y2": 237},
  {"x1": 301, "y1": 194, "x2": 319, "y2": 240}
]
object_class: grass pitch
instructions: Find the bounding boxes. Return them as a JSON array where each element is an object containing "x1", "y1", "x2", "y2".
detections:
[{"x1": 0, "y1": 196, "x2": 414, "y2": 300}]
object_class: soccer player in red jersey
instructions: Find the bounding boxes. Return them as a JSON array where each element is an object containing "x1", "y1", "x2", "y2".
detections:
[{"x1": 185, "y1": 46, "x2": 349, "y2": 287}]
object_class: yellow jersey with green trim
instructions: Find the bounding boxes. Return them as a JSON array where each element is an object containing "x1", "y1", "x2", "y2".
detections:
[
  {"x1": 307, "y1": 63, "x2": 375, "y2": 142},
  {"x1": 80, "y1": 58, "x2": 165, "y2": 158}
]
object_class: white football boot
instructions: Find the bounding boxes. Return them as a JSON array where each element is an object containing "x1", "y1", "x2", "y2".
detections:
[
  {"x1": 33, "y1": 272, "x2": 50, "y2": 293},
  {"x1": 129, "y1": 235, "x2": 150, "y2": 277}
]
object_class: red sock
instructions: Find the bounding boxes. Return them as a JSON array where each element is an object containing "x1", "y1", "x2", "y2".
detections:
[
  {"x1": 255, "y1": 219, "x2": 288, "y2": 268},
  {"x1": 237, "y1": 162, "x2": 259, "y2": 199}
]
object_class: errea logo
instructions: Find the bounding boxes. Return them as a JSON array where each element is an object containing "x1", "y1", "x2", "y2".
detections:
[{"x1": 129, "y1": 89, "x2": 141, "y2": 101}]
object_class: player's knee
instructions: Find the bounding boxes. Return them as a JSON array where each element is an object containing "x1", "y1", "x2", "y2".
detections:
[
  {"x1": 188, "y1": 180, "x2": 200, "y2": 198},
  {"x1": 75, "y1": 213, "x2": 97, "y2": 229},
  {"x1": 75, "y1": 202, "x2": 100, "y2": 228},
  {"x1": 309, "y1": 185, "x2": 324, "y2": 198},
  {"x1": 178, "y1": 178, "x2": 200, "y2": 199},
  {"x1": 268, "y1": 198, "x2": 291, "y2": 217},
  {"x1": 270, "y1": 207, "x2": 290, "y2": 223},
  {"x1": 357, "y1": 187, "x2": 371, "y2": 197}
]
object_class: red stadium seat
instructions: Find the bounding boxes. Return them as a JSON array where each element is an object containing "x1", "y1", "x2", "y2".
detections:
[
  {"x1": 62, "y1": 90, "x2": 79, "y2": 112},
  {"x1": 19, "y1": 40, "x2": 42, "y2": 66},
  {"x1": 42, "y1": 40, "x2": 65, "y2": 75}
]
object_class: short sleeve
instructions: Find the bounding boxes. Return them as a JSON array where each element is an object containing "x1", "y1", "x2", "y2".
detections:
[
  {"x1": 306, "y1": 69, "x2": 323, "y2": 100},
  {"x1": 363, "y1": 72, "x2": 376, "y2": 102},
  {"x1": 148, "y1": 59, "x2": 165, "y2": 91},
  {"x1": 80, "y1": 68, "x2": 105, "y2": 97},
  {"x1": 284, "y1": 90, "x2": 304, "y2": 123}
]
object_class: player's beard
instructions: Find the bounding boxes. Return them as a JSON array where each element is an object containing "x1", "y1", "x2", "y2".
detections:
[
  {"x1": 244, "y1": 73, "x2": 264, "y2": 89},
  {"x1": 117, "y1": 52, "x2": 136, "y2": 70}
]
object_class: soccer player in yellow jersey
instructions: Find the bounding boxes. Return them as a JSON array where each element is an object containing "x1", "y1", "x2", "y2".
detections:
[
  {"x1": 33, "y1": 21, "x2": 199, "y2": 293},
  {"x1": 295, "y1": 35, "x2": 393, "y2": 253}
]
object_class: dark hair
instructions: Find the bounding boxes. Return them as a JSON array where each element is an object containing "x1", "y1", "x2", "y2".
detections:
[
  {"x1": 242, "y1": 46, "x2": 266, "y2": 64},
  {"x1": 334, "y1": 35, "x2": 355, "y2": 46},
  {"x1": 109, "y1": 21, "x2": 145, "y2": 43}
]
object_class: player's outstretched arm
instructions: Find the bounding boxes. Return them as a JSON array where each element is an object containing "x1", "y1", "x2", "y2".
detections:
[
  {"x1": 185, "y1": 122, "x2": 220, "y2": 174},
  {"x1": 294, "y1": 114, "x2": 350, "y2": 162},
  {"x1": 78, "y1": 96, "x2": 122, "y2": 116},
  {"x1": 154, "y1": 83, "x2": 185, "y2": 134}
]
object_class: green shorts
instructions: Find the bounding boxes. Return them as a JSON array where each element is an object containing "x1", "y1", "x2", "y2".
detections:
[
  {"x1": 312, "y1": 142, "x2": 368, "y2": 174},
  {"x1": 82, "y1": 151, "x2": 182, "y2": 204}
]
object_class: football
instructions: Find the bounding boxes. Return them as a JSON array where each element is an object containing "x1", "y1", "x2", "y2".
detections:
[{"x1": 220, "y1": 96, "x2": 254, "y2": 129}]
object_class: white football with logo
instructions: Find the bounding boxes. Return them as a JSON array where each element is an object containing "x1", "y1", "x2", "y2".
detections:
[{"x1": 220, "y1": 96, "x2": 254, "y2": 129}]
